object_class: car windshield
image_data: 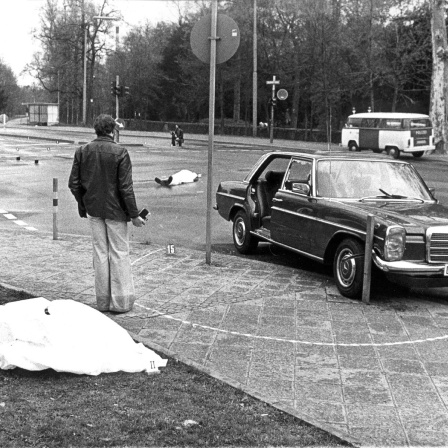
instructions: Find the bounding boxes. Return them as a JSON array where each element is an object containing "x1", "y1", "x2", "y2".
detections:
[{"x1": 316, "y1": 160, "x2": 433, "y2": 201}]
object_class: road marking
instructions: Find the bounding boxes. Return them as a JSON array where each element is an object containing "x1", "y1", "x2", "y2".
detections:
[
  {"x1": 1, "y1": 210, "x2": 38, "y2": 232},
  {"x1": 134, "y1": 302, "x2": 448, "y2": 347}
]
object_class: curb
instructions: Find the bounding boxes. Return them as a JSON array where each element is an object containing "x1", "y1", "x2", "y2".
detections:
[{"x1": 0, "y1": 132, "x2": 145, "y2": 147}]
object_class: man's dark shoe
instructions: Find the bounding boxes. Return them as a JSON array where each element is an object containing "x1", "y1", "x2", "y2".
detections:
[{"x1": 155, "y1": 176, "x2": 173, "y2": 187}]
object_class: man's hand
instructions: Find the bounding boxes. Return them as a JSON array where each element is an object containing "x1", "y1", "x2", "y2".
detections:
[{"x1": 131, "y1": 216, "x2": 146, "y2": 227}]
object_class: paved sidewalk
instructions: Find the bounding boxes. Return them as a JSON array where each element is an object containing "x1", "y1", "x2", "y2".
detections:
[{"x1": 2, "y1": 228, "x2": 448, "y2": 447}]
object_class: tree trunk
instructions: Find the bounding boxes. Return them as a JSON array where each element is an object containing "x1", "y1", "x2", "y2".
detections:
[
  {"x1": 291, "y1": 48, "x2": 300, "y2": 129},
  {"x1": 430, "y1": 0, "x2": 448, "y2": 154}
]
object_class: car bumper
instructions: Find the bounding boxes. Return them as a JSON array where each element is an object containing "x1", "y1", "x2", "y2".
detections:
[{"x1": 372, "y1": 253, "x2": 448, "y2": 288}]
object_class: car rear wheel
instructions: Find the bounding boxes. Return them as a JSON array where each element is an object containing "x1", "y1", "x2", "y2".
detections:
[
  {"x1": 348, "y1": 142, "x2": 359, "y2": 152},
  {"x1": 387, "y1": 147, "x2": 400, "y2": 159},
  {"x1": 233, "y1": 210, "x2": 258, "y2": 254},
  {"x1": 333, "y1": 238, "x2": 364, "y2": 299},
  {"x1": 413, "y1": 151, "x2": 424, "y2": 158}
]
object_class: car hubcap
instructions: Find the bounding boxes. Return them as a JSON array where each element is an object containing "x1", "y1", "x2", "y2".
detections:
[
  {"x1": 234, "y1": 218, "x2": 246, "y2": 246},
  {"x1": 337, "y1": 248, "x2": 356, "y2": 287}
]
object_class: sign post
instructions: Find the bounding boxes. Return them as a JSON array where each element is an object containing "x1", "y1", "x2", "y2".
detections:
[
  {"x1": 266, "y1": 75, "x2": 280, "y2": 144},
  {"x1": 190, "y1": 5, "x2": 240, "y2": 265}
]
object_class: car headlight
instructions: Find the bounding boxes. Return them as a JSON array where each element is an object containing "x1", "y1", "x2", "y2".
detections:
[{"x1": 384, "y1": 226, "x2": 406, "y2": 261}]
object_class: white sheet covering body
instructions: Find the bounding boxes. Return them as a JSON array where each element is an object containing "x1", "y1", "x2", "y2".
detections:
[
  {"x1": 170, "y1": 170, "x2": 199, "y2": 185},
  {"x1": 0, "y1": 298, "x2": 167, "y2": 375}
]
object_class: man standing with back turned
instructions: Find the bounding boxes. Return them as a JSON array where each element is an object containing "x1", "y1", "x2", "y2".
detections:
[{"x1": 69, "y1": 114, "x2": 146, "y2": 313}]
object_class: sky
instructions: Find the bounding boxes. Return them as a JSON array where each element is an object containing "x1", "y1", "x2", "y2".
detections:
[{"x1": 0, "y1": 0, "x2": 180, "y2": 86}]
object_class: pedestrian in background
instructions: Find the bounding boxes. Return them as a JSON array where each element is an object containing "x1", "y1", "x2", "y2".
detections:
[
  {"x1": 174, "y1": 124, "x2": 184, "y2": 147},
  {"x1": 68, "y1": 114, "x2": 146, "y2": 313}
]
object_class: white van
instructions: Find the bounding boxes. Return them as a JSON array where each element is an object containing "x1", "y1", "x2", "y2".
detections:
[{"x1": 341, "y1": 112, "x2": 435, "y2": 159}]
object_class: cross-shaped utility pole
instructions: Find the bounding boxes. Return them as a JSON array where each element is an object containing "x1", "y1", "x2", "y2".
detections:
[{"x1": 266, "y1": 75, "x2": 280, "y2": 143}]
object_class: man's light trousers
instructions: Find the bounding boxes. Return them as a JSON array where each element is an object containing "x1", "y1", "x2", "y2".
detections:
[{"x1": 88, "y1": 216, "x2": 135, "y2": 312}]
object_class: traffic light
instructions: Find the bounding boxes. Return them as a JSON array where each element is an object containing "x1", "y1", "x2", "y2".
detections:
[
  {"x1": 114, "y1": 84, "x2": 121, "y2": 95},
  {"x1": 124, "y1": 86, "x2": 130, "y2": 96},
  {"x1": 110, "y1": 81, "x2": 116, "y2": 95},
  {"x1": 272, "y1": 97, "x2": 277, "y2": 107}
]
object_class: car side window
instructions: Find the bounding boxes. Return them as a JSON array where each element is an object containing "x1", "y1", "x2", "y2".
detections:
[
  {"x1": 284, "y1": 160, "x2": 312, "y2": 193},
  {"x1": 257, "y1": 157, "x2": 290, "y2": 182}
]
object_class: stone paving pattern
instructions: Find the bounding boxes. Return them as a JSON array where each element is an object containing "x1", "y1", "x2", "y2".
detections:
[{"x1": 3, "y1": 229, "x2": 448, "y2": 447}]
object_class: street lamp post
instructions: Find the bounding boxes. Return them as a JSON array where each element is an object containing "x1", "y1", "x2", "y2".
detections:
[
  {"x1": 253, "y1": 0, "x2": 257, "y2": 137},
  {"x1": 82, "y1": 0, "x2": 87, "y2": 125}
]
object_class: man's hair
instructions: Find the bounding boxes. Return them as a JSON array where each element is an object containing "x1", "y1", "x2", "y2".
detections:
[{"x1": 94, "y1": 114, "x2": 116, "y2": 136}]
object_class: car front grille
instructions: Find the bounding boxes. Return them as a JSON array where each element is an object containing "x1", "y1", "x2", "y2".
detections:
[{"x1": 427, "y1": 227, "x2": 448, "y2": 263}]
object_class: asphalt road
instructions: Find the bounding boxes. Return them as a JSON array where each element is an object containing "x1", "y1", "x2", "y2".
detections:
[
  {"x1": 0, "y1": 132, "x2": 266, "y2": 255},
  {"x1": 1, "y1": 128, "x2": 448, "y2": 268}
]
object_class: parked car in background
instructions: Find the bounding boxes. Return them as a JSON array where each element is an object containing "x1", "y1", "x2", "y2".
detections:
[
  {"x1": 215, "y1": 152, "x2": 448, "y2": 299},
  {"x1": 341, "y1": 112, "x2": 435, "y2": 159}
]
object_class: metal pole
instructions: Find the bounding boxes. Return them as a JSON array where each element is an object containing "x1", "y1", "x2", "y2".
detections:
[
  {"x1": 57, "y1": 70, "x2": 60, "y2": 124},
  {"x1": 270, "y1": 83, "x2": 275, "y2": 143},
  {"x1": 53, "y1": 178, "x2": 59, "y2": 240},
  {"x1": 205, "y1": 0, "x2": 218, "y2": 265},
  {"x1": 116, "y1": 75, "x2": 119, "y2": 119},
  {"x1": 362, "y1": 214, "x2": 374, "y2": 304},
  {"x1": 252, "y1": 0, "x2": 257, "y2": 137},
  {"x1": 82, "y1": 0, "x2": 87, "y2": 126}
]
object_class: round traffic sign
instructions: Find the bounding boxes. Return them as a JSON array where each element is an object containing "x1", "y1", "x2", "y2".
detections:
[
  {"x1": 190, "y1": 14, "x2": 240, "y2": 64},
  {"x1": 277, "y1": 89, "x2": 288, "y2": 100}
]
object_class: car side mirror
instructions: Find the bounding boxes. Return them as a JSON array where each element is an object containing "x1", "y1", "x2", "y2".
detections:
[{"x1": 292, "y1": 183, "x2": 310, "y2": 195}]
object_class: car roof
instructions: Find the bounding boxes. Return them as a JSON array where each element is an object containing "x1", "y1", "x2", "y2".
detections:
[
  {"x1": 347, "y1": 112, "x2": 430, "y2": 119},
  {"x1": 264, "y1": 151, "x2": 409, "y2": 163}
]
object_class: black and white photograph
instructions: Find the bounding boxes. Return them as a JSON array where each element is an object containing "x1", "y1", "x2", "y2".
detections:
[{"x1": 1, "y1": 0, "x2": 448, "y2": 446}]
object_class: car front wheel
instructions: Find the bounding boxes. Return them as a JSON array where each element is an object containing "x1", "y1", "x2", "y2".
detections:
[
  {"x1": 333, "y1": 238, "x2": 364, "y2": 299},
  {"x1": 413, "y1": 151, "x2": 424, "y2": 158},
  {"x1": 233, "y1": 210, "x2": 258, "y2": 254}
]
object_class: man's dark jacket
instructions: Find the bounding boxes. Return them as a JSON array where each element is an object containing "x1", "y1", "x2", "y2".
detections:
[{"x1": 68, "y1": 135, "x2": 139, "y2": 221}]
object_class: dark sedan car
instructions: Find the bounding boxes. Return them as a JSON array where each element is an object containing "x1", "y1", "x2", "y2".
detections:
[{"x1": 215, "y1": 152, "x2": 448, "y2": 298}]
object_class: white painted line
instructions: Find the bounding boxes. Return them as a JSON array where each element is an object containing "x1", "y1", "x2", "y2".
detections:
[
  {"x1": 14, "y1": 220, "x2": 27, "y2": 226},
  {"x1": 3, "y1": 214, "x2": 17, "y2": 220},
  {"x1": 0, "y1": 209, "x2": 7, "y2": 213},
  {"x1": 25, "y1": 227, "x2": 38, "y2": 231},
  {"x1": 131, "y1": 248, "x2": 165, "y2": 266},
  {"x1": 134, "y1": 302, "x2": 448, "y2": 348}
]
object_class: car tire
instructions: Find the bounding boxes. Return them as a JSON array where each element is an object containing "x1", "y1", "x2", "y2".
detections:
[
  {"x1": 348, "y1": 142, "x2": 358, "y2": 152},
  {"x1": 233, "y1": 210, "x2": 258, "y2": 254},
  {"x1": 387, "y1": 147, "x2": 400, "y2": 159},
  {"x1": 413, "y1": 151, "x2": 424, "y2": 158},
  {"x1": 333, "y1": 238, "x2": 364, "y2": 299}
]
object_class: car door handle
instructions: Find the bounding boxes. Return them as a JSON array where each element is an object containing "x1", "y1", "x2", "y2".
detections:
[{"x1": 272, "y1": 198, "x2": 283, "y2": 203}]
